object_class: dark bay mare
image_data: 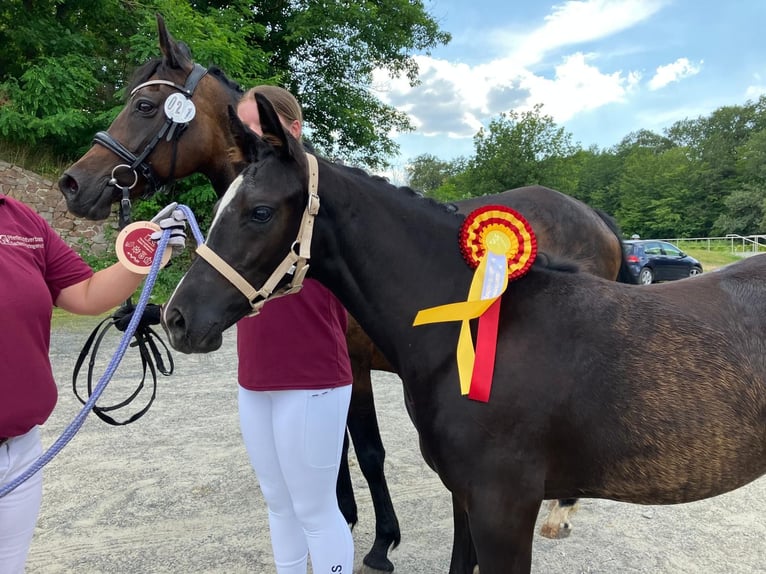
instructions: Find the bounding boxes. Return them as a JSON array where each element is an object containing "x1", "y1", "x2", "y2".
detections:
[
  {"x1": 57, "y1": 14, "x2": 633, "y2": 571},
  {"x1": 161, "y1": 96, "x2": 766, "y2": 574}
]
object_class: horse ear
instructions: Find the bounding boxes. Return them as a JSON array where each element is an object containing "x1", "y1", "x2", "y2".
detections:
[
  {"x1": 254, "y1": 93, "x2": 292, "y2": 158},
  {"x1": 227, "y1": 105, "x2": 262, "y2": 165},
  {"x1": 156, "y1": 13, "x2": 193, "y2": 70}
]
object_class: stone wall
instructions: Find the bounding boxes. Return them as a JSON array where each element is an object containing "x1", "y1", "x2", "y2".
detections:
[{"x1": 0, "y1": 160, "x2": 110, "y2": 254}]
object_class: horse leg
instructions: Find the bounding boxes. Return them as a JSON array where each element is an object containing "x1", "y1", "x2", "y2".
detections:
[
  {"x1": 345, "y1": 316, "x2": 401, "y2": 572},
  {"x1": 336, "y1": 430, "x2": 358, "y2": 528},
  {"x1": 449, "y1": 493, "x2": 478, "y2": 574},
  {"x1": 346, "y1": 371, "x2": 401, "y2": 572},
  {"x1": 539, "y1": 498, "x2": 578, "y2": 539},
  {"x1": 468, "y1": 490, "x2": 541, "y2": 574}
]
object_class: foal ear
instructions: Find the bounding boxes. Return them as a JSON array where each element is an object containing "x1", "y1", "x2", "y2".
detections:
[
  {"x1": 227, "y1": 105, "x2": 264, "y2": 165},
  {"x1": 156, "y1": 13, "x2": 193, "y2": 70},
  {"x1": 254, "y1": 93, "x2": 292, "y2": 159}
]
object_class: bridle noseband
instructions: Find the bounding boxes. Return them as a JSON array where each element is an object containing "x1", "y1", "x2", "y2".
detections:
[
  {"x1": 93, "y1": 63, "x2": 208, "y2": 226},
  {"x1": 195, "y1": 153, "x2": 320, "y2": 316}
]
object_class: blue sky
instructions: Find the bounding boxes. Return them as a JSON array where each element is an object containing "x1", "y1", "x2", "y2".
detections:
[{"x1": 373, "y1": 0, "x2": 766, "y2": 174}]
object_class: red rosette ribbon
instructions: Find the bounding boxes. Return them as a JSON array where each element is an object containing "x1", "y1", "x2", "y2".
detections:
[{"x1": 414, "y1": 206, "x2": 536, "y2": 402}]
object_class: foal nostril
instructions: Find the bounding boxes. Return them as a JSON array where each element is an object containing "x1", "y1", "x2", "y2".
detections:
[
  {"x1": 163, "y1": 306, "x2": 186, "y2": 334},
  {"x1": 57, "y1": 174, "x2": 79, "y2": 196}
]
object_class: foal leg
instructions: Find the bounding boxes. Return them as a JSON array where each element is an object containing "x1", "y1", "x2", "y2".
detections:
[
  {"x1": 449, "y1": 493, "x2": 478, "y2": 574},
  {"x1": 539, "y1": 498, "x2": 578, "y2": 539},
  {"x1": 469, "y1": 491, "x2": 541, "y2": 574}
]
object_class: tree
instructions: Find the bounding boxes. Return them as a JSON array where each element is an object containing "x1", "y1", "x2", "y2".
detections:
[
  {"x1": 0, "y1": 0, "x2": 450, "y2": 169},
  {"x1": 406, "y1": 154, "x2": 465, "y2": 196},
  {"x1": 238, "y1": 0, "x2": 451, "y2": 168},
  {"x1": 456, "y1": 104, "x2": 577, "y2": 198}
]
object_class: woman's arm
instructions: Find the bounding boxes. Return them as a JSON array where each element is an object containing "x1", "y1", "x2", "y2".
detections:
[{"x1": 54, "y1": 262, "x2": 144, "y2": 316}]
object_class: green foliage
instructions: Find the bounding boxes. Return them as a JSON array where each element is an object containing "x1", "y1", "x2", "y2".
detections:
[
  {"x1": 456, "y1": 104, "x2": 577, "y2": 197},
  {"x1": 0, "y1": 0, "x2": 449, "y2": 173},
  {"x1": 247, "y1": 0, "x2": 451, "y2": 168},
  {"x1": 406, "y1": 154, "x2": 466, "y2": 196}
]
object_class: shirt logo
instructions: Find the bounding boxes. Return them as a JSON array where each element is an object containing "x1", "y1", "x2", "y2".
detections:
[{"x1": 0, "y1": 234, "x2": 44, "y2": 249}]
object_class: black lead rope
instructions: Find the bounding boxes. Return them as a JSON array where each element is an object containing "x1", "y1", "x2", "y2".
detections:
[
  {"x1": 72, "y1": 301, "x2": 174, "y2": 426},
  {"x1": 71, "y1": 193, "x2": 174, "y2": 426}
]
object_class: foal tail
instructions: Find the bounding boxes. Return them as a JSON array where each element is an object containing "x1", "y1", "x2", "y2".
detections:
[{"x1": 595, "y1": 209, "x2": 638, "y2": 284}]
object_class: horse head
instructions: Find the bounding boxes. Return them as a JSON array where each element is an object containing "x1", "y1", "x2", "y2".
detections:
[
  {"x1": 58, "y1": 14, "x2": 239, "y2": 220},
  {"x1": 163, "y1": 95, "x2": 311, "y2": 353}
]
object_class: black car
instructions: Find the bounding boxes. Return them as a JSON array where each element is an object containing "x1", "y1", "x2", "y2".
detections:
[{"x1": 623, "y1": 240, "x2": 703, "y2": 285}]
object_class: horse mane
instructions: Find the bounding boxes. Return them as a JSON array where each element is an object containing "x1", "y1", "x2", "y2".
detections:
[
  {"x1": 208, "y1": 66, "x2": 244, "y2": 94},
  {"x1": 124, "y1": 61, "x2": 243, "y2": 102}
]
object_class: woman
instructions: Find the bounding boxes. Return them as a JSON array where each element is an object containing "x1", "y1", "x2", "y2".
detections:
[
  {"x1": 0, "y1": 198, "x2": 184, "y2": 573},
  {"x1": 235, "y1": 85, "x2": 355, "y2": 574}
]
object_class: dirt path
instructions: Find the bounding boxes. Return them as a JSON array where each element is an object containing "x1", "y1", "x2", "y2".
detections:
[{"x1": 20, "y1": 316, "x2": 766, "y2": 573}]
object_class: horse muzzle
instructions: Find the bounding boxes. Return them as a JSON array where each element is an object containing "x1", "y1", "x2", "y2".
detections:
[{"x1": 161, "y1": 305, "x2": 225, "y2": 354}]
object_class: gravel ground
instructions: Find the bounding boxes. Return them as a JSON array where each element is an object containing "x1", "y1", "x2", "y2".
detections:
[{"x1": 17, "y1": 314, "x2": 766, "y2": 573}]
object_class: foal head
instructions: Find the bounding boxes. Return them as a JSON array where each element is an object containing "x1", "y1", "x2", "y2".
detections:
[{"x1": 163, "y1": 95, "x2": 312, "y2": 353}]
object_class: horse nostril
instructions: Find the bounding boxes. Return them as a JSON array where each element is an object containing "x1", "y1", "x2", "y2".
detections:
[{"x1": 58, "y1": 174, "x2": 79, "y2": 196}]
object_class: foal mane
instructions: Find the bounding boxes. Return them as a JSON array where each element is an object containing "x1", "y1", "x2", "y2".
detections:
[{"x1": 329, "y1": 158, "x2": 460, "y2": 216}]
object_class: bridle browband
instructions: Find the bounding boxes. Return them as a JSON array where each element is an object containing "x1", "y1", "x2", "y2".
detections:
[
  {"x1": 93, "y1": 63, "x2": 208, "y2": 226},
  {"x1": 195, "y1": 153, "x2": 320, "y2": 316}
]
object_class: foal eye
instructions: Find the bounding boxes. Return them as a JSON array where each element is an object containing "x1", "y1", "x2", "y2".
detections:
[{"x1": 251, "y1": 206, "x2": 273, "y2": 223}]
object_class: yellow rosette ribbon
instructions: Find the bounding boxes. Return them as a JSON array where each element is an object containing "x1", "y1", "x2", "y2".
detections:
[{"x1": 413, "y1": 206, "x2": 536, "y2": 402}]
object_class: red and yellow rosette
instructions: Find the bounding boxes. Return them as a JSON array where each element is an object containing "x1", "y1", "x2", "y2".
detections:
[{"x1": 413, "y1": 206, "x2": 536, "y2": 402}]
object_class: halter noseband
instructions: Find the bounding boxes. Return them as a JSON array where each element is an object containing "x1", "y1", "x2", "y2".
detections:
[
  {"x1": 93, "y1": 63, "x2": 208, "y2": 202},
  {"x1": 195, "y1": 153, "x2": 320, "y2": 316}
]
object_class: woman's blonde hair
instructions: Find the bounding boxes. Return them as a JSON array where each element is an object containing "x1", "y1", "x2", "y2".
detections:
[{"x1": 240, "y1": 85, "x2": 303, "y2": 126}]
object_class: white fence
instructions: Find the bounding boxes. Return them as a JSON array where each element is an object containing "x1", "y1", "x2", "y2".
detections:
[{"x1": 660, "y1": 234, "x2": 766, "y2": 255}]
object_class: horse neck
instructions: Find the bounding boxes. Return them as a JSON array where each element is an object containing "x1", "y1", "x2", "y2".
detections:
[
  {"x1": 309, "y1": 163, "x2": 472, "y2": 371},
  {"x1": 195, "y1": 75, "x2": 242, "y2": 196}
]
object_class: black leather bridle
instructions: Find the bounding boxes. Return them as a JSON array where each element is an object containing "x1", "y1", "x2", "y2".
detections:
[{"x1": 93, "y1": 63, "x2": 208, "y2": 228}]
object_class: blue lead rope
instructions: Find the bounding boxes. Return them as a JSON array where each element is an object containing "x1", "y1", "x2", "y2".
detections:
[{"x1": 0, "y1": 206, "x2": 205, "y2": 499}]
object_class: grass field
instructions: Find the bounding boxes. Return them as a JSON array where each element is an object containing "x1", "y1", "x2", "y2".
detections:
[{"x1": 683, "y1": 247, "x2": 742, "y2": 272}]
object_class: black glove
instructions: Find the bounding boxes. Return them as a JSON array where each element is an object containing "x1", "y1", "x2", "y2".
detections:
[{"x1": 113, "y1": 302, "x2": 163, "y2": 332}]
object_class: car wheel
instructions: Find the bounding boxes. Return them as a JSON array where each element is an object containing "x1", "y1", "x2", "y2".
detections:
[
  {"x1": 689, "y1": 266, "x2": 702, "y2": 277},
  {"x1": 638, "y1": 267, "x2": 654, "y2": 285}
]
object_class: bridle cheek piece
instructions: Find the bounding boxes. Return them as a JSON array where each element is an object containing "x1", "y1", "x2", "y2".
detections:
[
  {"x1": 92, "y1": 63, "x2": 209, "y2": 214},
  {"x1": 195, "y1": 153, "x2": 320, "y2": 317}
]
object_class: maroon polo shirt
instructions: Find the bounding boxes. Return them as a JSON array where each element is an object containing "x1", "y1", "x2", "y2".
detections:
[
  {"x1": 236, "y1": 279, "x2": 352, "y2": 391},
  {"x1": 0, "y1": 194, "x2": 93, "y2": 437}
]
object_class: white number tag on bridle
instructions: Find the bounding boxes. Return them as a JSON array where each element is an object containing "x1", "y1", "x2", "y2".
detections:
[{"x1": 164, "y1": 92, "x2": 196, "y2": 123}]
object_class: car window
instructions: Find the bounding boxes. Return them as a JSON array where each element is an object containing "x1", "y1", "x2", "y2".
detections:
[
  {"x1": 661, "y1": 242, "x2": 682, "y2": 257},
  {"x1": 644, "y1": 242, "x2": 662, "y2": 255}
]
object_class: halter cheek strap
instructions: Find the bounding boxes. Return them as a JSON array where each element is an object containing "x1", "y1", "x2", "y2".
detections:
[{"x1": 195, "y1": 153, "x2": 320, "y2": 316}]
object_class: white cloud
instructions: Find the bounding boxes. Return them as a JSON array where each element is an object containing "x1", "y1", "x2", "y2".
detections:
[
  {"x1": 744, "y1": 74, "x2": 766, "y2": 100},
  {"x1": 648, "y1": 58, "x2": 702, "y2": 90},
  {"x1": 372, "y1": 0, "x2": 670, "y2": 145},
  {"x1": 502, "y1": 0, "x2": 668, "y2": 67},
  {"x1": 518, "y1": 52, "x2": 640, "y2": 122}
]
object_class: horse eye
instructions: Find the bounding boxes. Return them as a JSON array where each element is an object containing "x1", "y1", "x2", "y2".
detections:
[
  {"x1": 135, "y1": 100, "x2": 155, "y2": 115},
  {"x1": 251, "y1": 206, "x2": 273, "y2": 223}
]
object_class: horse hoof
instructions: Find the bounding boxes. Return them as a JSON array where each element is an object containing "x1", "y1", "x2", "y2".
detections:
[
  {"x1": 540, "y1": 521, "x2": 572, "y2": 539},
  {"x1": 361, "y1": 554, "x2": 394, "y2": 573},
  {"x1": 359, "y1": 561, "x2": 394, "y2": 574}
]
